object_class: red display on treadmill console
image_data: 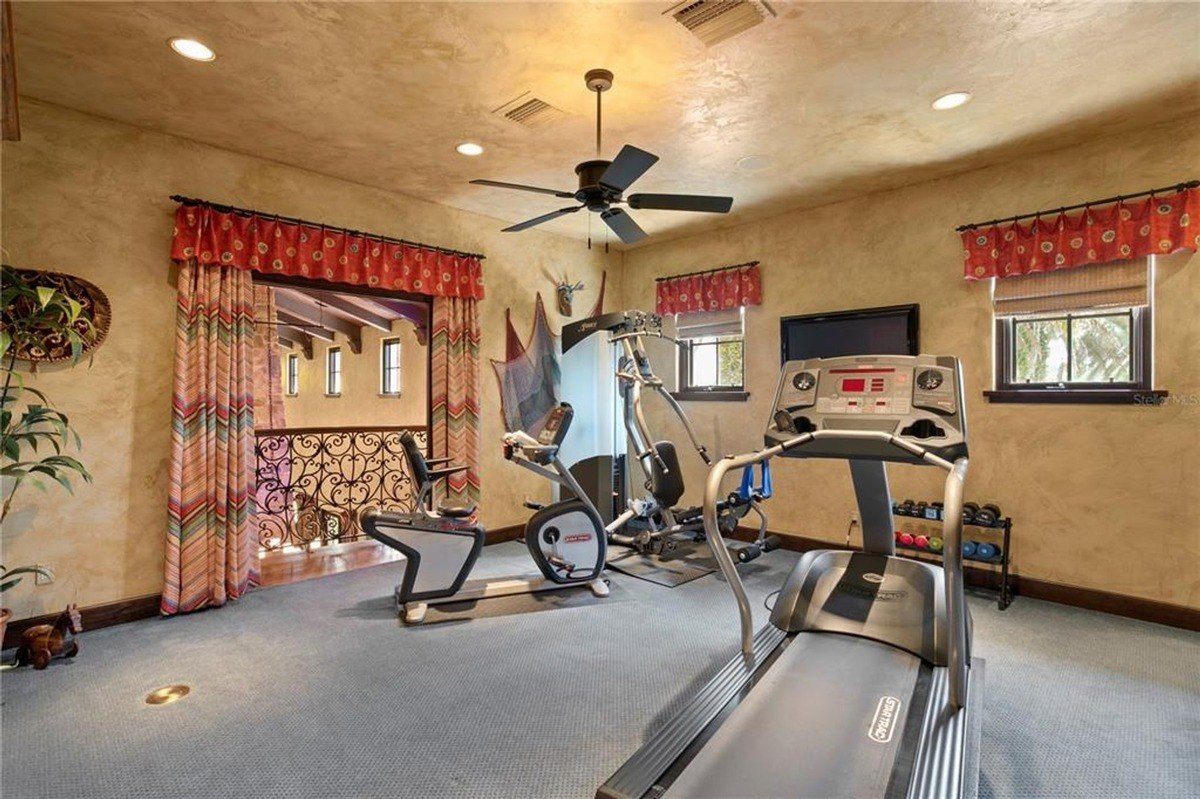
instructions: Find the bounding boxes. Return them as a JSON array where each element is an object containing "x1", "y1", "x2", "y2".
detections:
[{"x1": 841, "y1": 378, "x2": 866, "y2": 393}]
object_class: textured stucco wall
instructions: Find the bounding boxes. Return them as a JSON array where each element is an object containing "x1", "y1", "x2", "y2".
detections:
[
  {"x1": 0, "y1": 100, "x2": 617, "y2": 617},
  {"x1": 622, "y1": 114, "x2": 1200, "y2": 609},
  {"x1": 280, "y1": 325, "x2": 428, "y2": 430}
]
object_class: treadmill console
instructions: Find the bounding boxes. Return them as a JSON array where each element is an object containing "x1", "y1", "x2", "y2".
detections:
[{"x1": 765, "y1": 354, "x2": 967, "y2": 463}]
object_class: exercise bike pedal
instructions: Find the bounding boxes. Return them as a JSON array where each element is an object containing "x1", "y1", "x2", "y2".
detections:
[{"x1": 761, "y1": 535, "x2": 782, "y2": 553}]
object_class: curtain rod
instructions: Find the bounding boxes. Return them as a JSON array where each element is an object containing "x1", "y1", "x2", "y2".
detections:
[
  {"x1": 955, "y1": 180, "x2": 1198, "y2": 232},
  {"x1": 654, "y1": 260, "x2": 760, "y2": 283},
  {"x1": 169, "y1": 195, "x2": 487, "y2": 260}
]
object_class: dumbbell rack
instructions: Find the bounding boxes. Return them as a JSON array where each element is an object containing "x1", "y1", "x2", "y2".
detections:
[{"x1": 891, "y1": 503, "x2": 1013, "y2": 610}]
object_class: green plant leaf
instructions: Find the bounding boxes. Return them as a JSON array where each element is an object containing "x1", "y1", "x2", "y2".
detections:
[
  {"x1": 66, "y1": 298, "x2": 83, "y2": 323},
  {"x1": 0, "y1": 330, "x2": 10, "y2": 361},
  {"x1": 35, "y1": 286, "x2": 55, "y2": 308}
]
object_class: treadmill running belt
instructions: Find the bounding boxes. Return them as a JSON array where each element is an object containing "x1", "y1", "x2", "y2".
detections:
[{"x1": 662, "y1": 634, "x2": 923, "y2": 798}]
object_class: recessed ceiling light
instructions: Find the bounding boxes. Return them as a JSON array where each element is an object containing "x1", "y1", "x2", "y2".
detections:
[
  {"x1": 456, "y1": 142, "x2": 484, "y2": 156},
  {"x1": 169, "y1": 38, "x2": 216, "y2": 62},
  {"x1": 931, "y1": 91, "x2": 972, "y2": 111}
]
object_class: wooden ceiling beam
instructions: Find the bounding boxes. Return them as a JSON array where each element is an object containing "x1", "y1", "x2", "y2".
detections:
[
  {"x1": 276, "y1": 309, "x2": 336, "y2": 343},
  {"x1": 274, "y1": 289, "x2": 364, "y2": 352},
  {"x1": 300, "y1": 289, "x2": 393, "y2": 333},
  {"x1": 277, "y1": 325, "x2": 314, "y2": 359}
]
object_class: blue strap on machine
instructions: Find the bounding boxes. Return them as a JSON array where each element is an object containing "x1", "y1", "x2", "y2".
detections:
[{"x1": 738, "y1": 462, "x2": 773, "y2": 501}]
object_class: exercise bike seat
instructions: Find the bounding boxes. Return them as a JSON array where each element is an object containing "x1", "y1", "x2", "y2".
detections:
[{"x1": 437, "y1": 502, "x2": 477, "y2": 519}]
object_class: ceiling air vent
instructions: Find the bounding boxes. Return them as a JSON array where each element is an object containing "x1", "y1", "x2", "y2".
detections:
[
  {"x1": 667, "y1": 0, "x2": 777, "y2": 47},
  {"x1": 492, "y1": 92, "x2": 568, "y2": 129}
]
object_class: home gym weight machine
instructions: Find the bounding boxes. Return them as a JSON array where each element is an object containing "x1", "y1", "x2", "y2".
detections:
[
  {"x1": 361, "y1": 408, "x2": 608, "y2": 624},
  {"x1": 561, "y1": 309, "x2": 778, "y2": 563},
  {"x1": 600, "y1": 353, "x2": 984, "y2": 798}
]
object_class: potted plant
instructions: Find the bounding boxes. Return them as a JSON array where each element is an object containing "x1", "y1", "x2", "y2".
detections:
[{"x1": 1, "y1": 265, "x2": 94, "y2": 646}]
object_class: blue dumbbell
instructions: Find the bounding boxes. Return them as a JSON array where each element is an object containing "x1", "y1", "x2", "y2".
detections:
[
  {"x1": 962, "y1": 541, "x2": 978, "y2": 559},
  {"x1": 976, "y1": 542, "x2": 999, "y2": 561}
]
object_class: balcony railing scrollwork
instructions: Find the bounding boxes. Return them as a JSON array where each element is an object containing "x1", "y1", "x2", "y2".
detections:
[{"x1": 254, "y1": 425, "x2": 429, "y2": 552}]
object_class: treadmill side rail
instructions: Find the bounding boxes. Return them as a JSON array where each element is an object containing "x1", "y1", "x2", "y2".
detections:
[
  {"x1": 907, "y1": 660, "x2": 985, "y2": 799},
  {"x1": 596, "y1": 625, "x2": 788, "y2": 799}
]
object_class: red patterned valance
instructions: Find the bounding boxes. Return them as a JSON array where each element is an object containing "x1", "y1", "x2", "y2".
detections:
[
  {"x1": 962, "y1": 186, "x2": 1199, "y2": 280},
  {"x1": 655, "y1": 262, "x2": 762, "y2": 315},
  {"x1": 171, "y1": 204, "x2": 485, "y2": 299}
]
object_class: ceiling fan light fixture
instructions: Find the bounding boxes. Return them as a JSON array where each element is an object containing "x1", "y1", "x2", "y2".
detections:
[
  {"x1": 168, "y1": 38, "x2": 216, "y2": 62},
  {"x1": 931, "y1": 91, "x2": 972, "y2": 111},
  {"x1": 456, "y1": 142, "x2": 484, "y2": 156}
]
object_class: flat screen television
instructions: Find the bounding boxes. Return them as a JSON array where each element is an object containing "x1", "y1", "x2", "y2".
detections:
[{"x1": 780, "y1": 304, "x2": 919, "y2": 363}]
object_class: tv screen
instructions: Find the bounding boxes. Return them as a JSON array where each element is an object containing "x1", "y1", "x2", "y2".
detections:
[{"x1": 780, "y1": 304, "x2": 919, "y2": 363}]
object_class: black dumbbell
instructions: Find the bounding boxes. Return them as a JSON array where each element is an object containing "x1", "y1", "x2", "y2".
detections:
[
  {"x1": 895, "y1": 499, "x2": 916, "y2": 516},
  {"x1": 927, "y1": 502, "x2": 945, "y2": 521},
  {"x1": 962, "y1": 502, "x2": 980, "y2": 525},
  {"x1": 973, "y1": 503, "x2": 1002, "y2": 527}
]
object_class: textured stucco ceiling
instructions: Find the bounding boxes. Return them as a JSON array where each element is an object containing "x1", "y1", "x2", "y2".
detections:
[{"x1": 11, "y1": 1, "x2": 1200, "y2": 247}]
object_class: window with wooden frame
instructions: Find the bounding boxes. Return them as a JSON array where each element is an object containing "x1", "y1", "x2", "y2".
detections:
[
  {"x1": 673, "y1": 308, "x2": 747, "y2": 401},
  {"x1": 325, "y1": 346, "x2": 342, "y2": 397},
  {"x1": 285, "y1": 353, "x2": 299, "y2": 396},
  {"x1": 987, "y1": 258, "x2": 1165, "y2": 404},
  {"x1": 380, "y1": 337, "x2": 402, "y2": 396}
]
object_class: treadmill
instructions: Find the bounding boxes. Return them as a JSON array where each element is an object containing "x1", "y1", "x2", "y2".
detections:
[{"x1": 598, "y1": 354, "x2": 984, "y2": 799}]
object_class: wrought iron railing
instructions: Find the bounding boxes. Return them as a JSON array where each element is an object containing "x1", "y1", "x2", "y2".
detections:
[{"x1": 254, "y1": 425, "x2": 429, "y2": 552}]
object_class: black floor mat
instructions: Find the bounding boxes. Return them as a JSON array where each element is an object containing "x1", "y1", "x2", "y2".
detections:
[{"x1": 605, "y1": 539, "x2": 718, "y2": 587}]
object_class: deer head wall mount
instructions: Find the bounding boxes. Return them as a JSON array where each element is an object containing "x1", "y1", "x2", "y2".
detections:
[{"x1": 547, "y1": 270, "x2": 586, "y2": 317}]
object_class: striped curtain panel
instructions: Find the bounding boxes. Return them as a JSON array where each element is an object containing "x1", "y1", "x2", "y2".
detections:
[
  {"x1": 430, "y1": 296, "x2": 481, "y2": 505},
  {"x1": 162, "y1": 260, "x2": 259, "y2": 615}
]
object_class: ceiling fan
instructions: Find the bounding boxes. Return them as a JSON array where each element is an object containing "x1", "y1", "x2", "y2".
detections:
[{"x1": 470, "y1": 69, "x2": 734, "y2": 245}]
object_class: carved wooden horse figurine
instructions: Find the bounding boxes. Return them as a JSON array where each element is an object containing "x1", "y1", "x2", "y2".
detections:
[{"x1": 17, "y1": 603, "x2": 82, "y2": 670}]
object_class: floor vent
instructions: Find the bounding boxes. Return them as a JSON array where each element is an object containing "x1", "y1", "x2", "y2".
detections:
[
  {"x1": 492, "y1": 93, "x2": 568, "y2": 128},
  {"x1": 667, "y1": 0, "x2": 776, "y2": 47}
]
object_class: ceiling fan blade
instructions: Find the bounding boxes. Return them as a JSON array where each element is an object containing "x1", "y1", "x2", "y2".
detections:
[
  {"x1": 470, "y1": 179, "x2": 576, "y2": 199},
  {"x1": 626, "y1": 193, "x2": 733, "y2": 214},
  {"x1": 599, "y1": 145, "x2": 659, "y2": 194},
  {"x1": 600, "y1": 208, "x2": 647, "y2": 244},
  {"x1": 502, "y1": 205, "x2": 583, "y2": 233}
]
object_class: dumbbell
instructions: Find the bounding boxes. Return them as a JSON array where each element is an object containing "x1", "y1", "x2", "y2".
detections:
[
  {"x1": 973, "y1": 503, "x2": 1002, "y2": 527},
  {"x1": 962, "y1": 502, "x2": 980, "y2": 526},
  {"x1": 962, "y1": 540, "x2": 979, "y2": 559},
  {"x1": 913, "y1": 501, "x2": 930, "y2": 519},
  {"x1": 895, "y1": 499, "x2": 916, "y2": 517},
  {"x1": 898, "y1": 532, "x2": 915, "y2": 547},
  {"x1": 927, "y1": 536, "x2": 944, "y2": 553},
  {"x1": 976, "y1": 542, "x2": 1000, "y2": 561},
  {"x1": 926, "y1": 502, "x2": 944, "y2": 521},
  {"x1": 914, "y1": 535, "x2": 929, "y2": 550}
]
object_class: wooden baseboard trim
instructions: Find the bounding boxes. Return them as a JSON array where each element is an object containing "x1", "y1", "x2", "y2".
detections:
[
  {"x1": 485, "y1": 523, "x2": 524, "y2": 546},
  {"x1": 731, "y1": 527, "x2": 1199, "y2": 632},
  {"x1": 3, "y1": 592, "x2": 162, "y2": 650},
  {"x1": 10, "y1": 525, "x2": 1190, "y2": 649},
  {"x1": 2, "y1": 527, "x2": 527, "y2": 648}
]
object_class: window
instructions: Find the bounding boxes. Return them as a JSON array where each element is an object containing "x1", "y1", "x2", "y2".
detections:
[
  {"x1": 285, "y1": 354, "x2": 299, "y2": 396},
  {"x1": 989, "y1": 259, "x2": 1162, "y2": 404},
  {"x1": 325, "y1": 347, "x2": 342, "y2": 396},
  {"x1": 673, "y1": 308, "x2": 748, "y2": 401},
  {"x1": 380, "y1": 337, "x2": 402, "y2": 395}
]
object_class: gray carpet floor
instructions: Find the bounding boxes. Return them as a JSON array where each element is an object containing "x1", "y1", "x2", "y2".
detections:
[{"x1": 2, "y1": 544, "x2": 1197, "y2": 798}]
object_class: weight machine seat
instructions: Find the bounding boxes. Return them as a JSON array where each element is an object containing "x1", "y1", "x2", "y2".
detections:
[{"x1": 650, "y1": 441, "x2": 686, "y2": 509}]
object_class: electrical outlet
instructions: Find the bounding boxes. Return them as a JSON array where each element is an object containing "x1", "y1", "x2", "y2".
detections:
[{"x1": 35, "y1": 566, "x2": 54, "y2": 585}]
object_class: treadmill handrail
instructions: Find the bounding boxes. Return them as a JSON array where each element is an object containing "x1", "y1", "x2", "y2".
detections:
[{"x1": 700, "y1": 428, "x2": 971, "y2": 710}]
